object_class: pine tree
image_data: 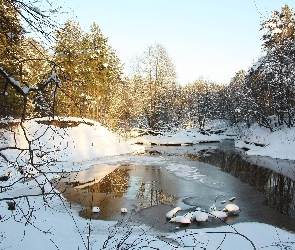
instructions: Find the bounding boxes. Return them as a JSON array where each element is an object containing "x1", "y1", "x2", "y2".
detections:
[
  {"x1": 0, "y1": 0, "x2": 23, "y2": 117},
  {"x1": 0, "y1": 0, "x2": 65, "y2": 119},
  {"x1": 53, "y1": 20, "x2": 85, "y2": 117},
  {"x1": 86, "y1": 23, "x2": 123, "y2": 124},
  {"x1": 248, "y1": 4, "x2": 295, "y2": 127},
  {"x1": 53, "y1": 21, "x2": 124, "y2": 127}
]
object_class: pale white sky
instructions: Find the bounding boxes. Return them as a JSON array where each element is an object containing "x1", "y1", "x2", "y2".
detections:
[{"x1": 60, "y1": 0, "x2": 295, "y2": 85}]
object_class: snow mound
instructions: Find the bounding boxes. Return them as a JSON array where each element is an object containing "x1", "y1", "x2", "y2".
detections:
[
  {"x1": 0, "y1": 117, "x2": 134, "y2": 173},
  {"x1": 235, "y1": 123, "x2": 295, "y2": 160}
]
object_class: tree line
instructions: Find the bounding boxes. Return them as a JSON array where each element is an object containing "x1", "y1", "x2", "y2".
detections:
[{"x1": 1, "y1": 1, "x2": 294, "y2": 132}]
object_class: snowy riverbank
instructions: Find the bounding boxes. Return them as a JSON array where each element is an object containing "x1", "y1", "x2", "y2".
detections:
[{"x1": 130, "y1": 121, "x2": 295, "y2": 161}]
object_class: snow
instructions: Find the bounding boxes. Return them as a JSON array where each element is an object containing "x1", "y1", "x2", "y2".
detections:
[
  {"x1": 130, "y1": 122, "x2": 295, "y2": 162},
  {"x1": 129, "y1": 128, "x2": 221, "y2": 145},
  {"x1": 192, "y1": 211, "x2": 208, "y2": 222},
  {"x1": 0, "y1": 117, "x2": 295, "y2": 249},
  {"x1": 120, "y1": 207, "x2": 127, "y2": 213},
  {"x1": 166, "y1": 206, "x2": 181, "y2": 219},
  {"x1": 92, "y1": 206, "x2": 100, "y2": 213},
  {"x1": 0, "y1": 117, "x2": 132, "y2": 175},
  {"x1": 224, "y1": 203, "x2": 240, "y2": 212},
  {"x1": 170, "y1": 215, "x2": 190, "y2": 223},
  {"x1": 0, "y1": 70, "x2": 59, "y2": 97},
  {"x1": 234, "y1": 123, "x2": 295, "y2": 160},
  {"x1": 22, "y1": 86, "x2": 35, "y2": 94},
  {"x1": 167, "y1": 222, "x2": 295, "y2": 250},
  {"x1": 209, "y1": 210, "x2": 228, "y2": 219},
  {"x1": 8, "y1": 77, "x2": 20, "y2": 87}
]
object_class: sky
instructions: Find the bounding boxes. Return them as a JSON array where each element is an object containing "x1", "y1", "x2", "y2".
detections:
[{"x1": 58, "y1": 0, "x2": 295, "y2": 85}]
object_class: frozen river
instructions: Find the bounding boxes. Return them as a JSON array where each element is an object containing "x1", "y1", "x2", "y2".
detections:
[{"x1": 54, "y1": 141, "x2": 295, "y2": 233}]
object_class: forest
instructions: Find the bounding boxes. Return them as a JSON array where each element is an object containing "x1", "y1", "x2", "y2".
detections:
[{"x1": 1, "y1": 1, "x2": 295, "y2": 133}]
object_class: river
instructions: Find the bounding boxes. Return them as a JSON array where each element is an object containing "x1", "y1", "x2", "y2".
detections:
[{"x1": 54, "y1": 140, "x2": 295, "y2": 234}]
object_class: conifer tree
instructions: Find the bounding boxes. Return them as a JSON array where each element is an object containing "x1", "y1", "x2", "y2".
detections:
[
  {"x1": 53, "y1": 21, "x2": 124, "y2": 127},
  {"x1": 0, "y1": 0, "x2": 23, "y2": 117},
  {"x1": 248, "y1": 4, "x2": 295, "y2": 127},
  {"x1": 0, "y1": 0, "x2": 54, "y2": 118}
]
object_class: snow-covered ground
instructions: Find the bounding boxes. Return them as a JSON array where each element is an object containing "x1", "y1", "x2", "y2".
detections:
[
  {"x1": 130, "y1": 121, "x2": 295, "y2": 161},
  {"x1": 234, "y1": 123, "x2": 295, "y2": 160},
  {"x1": 0, "y1": 117, "x2": 294, "y2": 249}
]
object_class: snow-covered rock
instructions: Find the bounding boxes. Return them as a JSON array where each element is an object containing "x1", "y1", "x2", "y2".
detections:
[
  {"x1": 209, "y1": 210, "x2": 227, "y2": 219},
  {"x1": 166, "y1": 206, "x2": 181, "y2": 219},
  {"x1": 192, "y1": 211, "x2": 209, "y2": 222},
  {"x1": 223, "y1": 204, "x2": 240, "y2": 215},
  {"x1": 121, "y1": 208, "x2": 128, "y2": 213},
  {"x1": 169, "y1": 215, "x2": 184, "y2": 223},
  {"x1": 92, "y1": 206, "x2": 100, "y2": 213},
  {"x1": 170, "y1": 215, "x2": 191, "y2": 224}
]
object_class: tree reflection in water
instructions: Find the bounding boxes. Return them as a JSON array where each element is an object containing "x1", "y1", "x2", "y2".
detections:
[
  {"x1": 135, "y1": 181, "x2": 178, "y2": 210},
  {"x1": 82, "y1": 168, "x2": 130, "y2": 197},
  {"x1": 268, "y1": 173, "x2": 295, "y2": 216},
  {"x1": 55, "y1": 165, "x2": 179, "y2": 220},
  {"x1": 187, "y1": 147, "x2": 295, "y2": 217}
]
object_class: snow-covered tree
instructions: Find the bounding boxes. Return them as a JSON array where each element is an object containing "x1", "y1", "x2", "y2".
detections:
[
  {"x1": 181, "y1": 78, "x2": 224, "y2": 129},
  {"x1": 198, "y1": 81, "x2": 223, "y2": 127},
  {"x1": 220, "y1": 70, "x2": 247, "y2": 125},
  {"x1": 0, "y1": 1, "x2": 60, "y2": 118},
  {"x1": 0, "y1": 0, "x2": 23, "y2": 117},
  {"x1": 261, "y1": 4, "x2": 295, "y2": 50},
  {"x1": 247, "y1": 4, "x2": 295, "y2": 127},
  {"x1": 182, "y1": 78, "x2": 208, "y2": 128},
  {"x1": 129, "y1": 43, "x2": 177, "y2": 130}
]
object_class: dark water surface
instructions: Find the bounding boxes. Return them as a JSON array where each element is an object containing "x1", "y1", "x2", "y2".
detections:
[
  {"x1": 189, "y1": 140, "x2": 295, "y2": 218},
  {"x1": 54, "y1": 141, "x2": 295, "y2": 233}
]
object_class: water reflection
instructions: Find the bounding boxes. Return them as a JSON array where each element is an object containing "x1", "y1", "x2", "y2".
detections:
[
  {"x1": 82, "y1": 168, "x2": 130, "y2": 197},
  {"x1": 53, "y1": 150, "x2": 295, "y2": 232},
  {"x1": 55, "y1": 165, "x2": 178, "y2": 220},
  {"x1": 187, "y1": 141, "x2": 295, "y2": 218},
  {"x1": 135, "y1": 181, "x2": 177, "y2": 210},
  {"x1": 267, "y1": 173, "x2": 295, "y2": 216}
]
